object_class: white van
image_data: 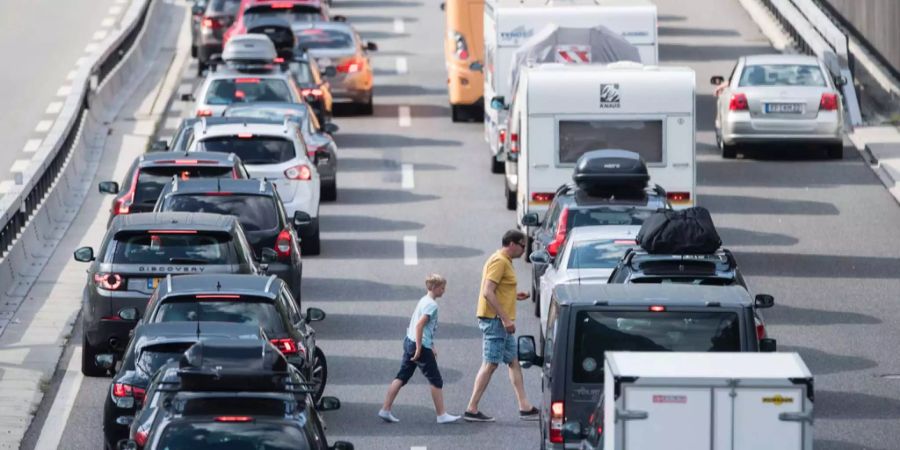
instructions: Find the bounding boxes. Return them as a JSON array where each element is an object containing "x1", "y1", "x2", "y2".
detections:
[
  {"x1": 509, "y1": 63, "x2": 696, "y2": 230},
  {"x1": 483, "y1": 0, "x2": 657, "y2": 172}
]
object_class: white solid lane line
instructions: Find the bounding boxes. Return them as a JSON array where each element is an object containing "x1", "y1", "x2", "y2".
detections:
[
  {"x1": 411, "y1": 447, "x2": 427, "y2": 450},
  {"x1": 403, "y1": 236, "x2": 418, "y2": 266},
  {"x1": 398, "y1": 106, "x2": 411, "y2": 127},
  {"x1": 401, "y1": 164, "x2": 415, "y2": 189},
  {"x1": 57, "y1": 86, "x2": 72, "y2": 97},
  {"x1": 46, "y1": 102, "x2": 64, "y2": 114},
  {"x1": 396, "y1": 57, "x2": 408, "y2": 75},
  {"x1": 23, "y1": 139, "x2": 42, "y2": 153},
  {"x1": 34, "y1": 348, "x2": 85, "y2": 450},
  {"x1": 0, "y1": 180, "x2": 15, "y2": 194},
  {"x1": 393, "y1": 18, "x2": 405, "y2": 34},
  {"x1": 35, "y1": 120, "x2": 53, "y2": 133}
]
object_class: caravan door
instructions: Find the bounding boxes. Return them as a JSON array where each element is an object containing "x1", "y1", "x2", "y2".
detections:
[
  {"x1": 622, "y1": 386, "x2": 712, "y2": 450},
  {"x1": 714, "y1": 387, "x2": 806, "y2": 450}
]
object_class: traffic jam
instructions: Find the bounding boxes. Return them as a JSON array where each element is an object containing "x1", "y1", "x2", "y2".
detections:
[{"x1": 36, "y1": 0, "x2": 874, "y2": 448}]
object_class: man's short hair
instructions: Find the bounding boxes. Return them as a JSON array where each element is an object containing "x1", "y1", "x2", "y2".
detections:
[
  {"x1": 502, "y1": 229, "x2": 526, "y2": 247},
  {"x1": 425, "y1": 274, "x2": 447, "y2": 291}
]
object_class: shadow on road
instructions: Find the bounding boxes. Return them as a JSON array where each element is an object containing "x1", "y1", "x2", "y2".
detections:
[
  {"x1": 304, "y1": 277, "x2": 423, "y2": 302},
  {"x1": 735, "y1": 252, "x2": 900, "y2": 278},
  {"x1": 316, "y1": 238, "x2": 484, "y2": 260},
  {"x1": 318, "y1": 314, "x2": 479, "y2": 340},
  {"x1": 700, "y1": 194, "x2": 840, "y2": 215},
  {"x1": 779, "y1": 345, "x2": 878, "y2": 375},
  {"x1": 765, "y1": 304, "x2": 882, "y2": 326},
  {"x1": 319, "y1": 215, "x2": 425, "y2": 233}
]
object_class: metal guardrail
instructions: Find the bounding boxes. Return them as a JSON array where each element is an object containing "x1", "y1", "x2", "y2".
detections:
[
  {"x1": 759, "y1": 0, "x2": 863, "y2": 127},
  {"x1": 0, "y1": 0, "x2": 153, "y2": 258}
]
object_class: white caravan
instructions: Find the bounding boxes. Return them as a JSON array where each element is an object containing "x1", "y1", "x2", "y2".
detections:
[
  {"x1": 483, "y1": 0, "x2": 658, "y2": 171},
  {"x1": 596, "y1": 352, "x2": 814, "y2": 450},
  {"x1": 510, "y1": 63, "x2": 696, "y2": 231}
]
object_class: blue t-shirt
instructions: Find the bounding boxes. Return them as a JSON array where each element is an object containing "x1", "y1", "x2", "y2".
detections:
[{"x1": 406, "y1": 295, "x2": 438, "y2": 349}]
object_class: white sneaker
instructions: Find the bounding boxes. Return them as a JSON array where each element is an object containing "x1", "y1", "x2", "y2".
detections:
[
  {"x1": 436, "y1": 413, "x2": 461, "y2": 424},
  {"x1": 378, "y1": 409, "x2": 400, "y2": 423}
]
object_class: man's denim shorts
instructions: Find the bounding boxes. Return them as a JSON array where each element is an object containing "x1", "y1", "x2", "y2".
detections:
[{"x1": 478, "y1": 318, "x2": 517, "y2": 365}]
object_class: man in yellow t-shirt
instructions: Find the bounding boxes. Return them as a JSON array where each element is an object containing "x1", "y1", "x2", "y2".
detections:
[{"x1": 464, "y1": 230, "x2": 538, "y2": 423}]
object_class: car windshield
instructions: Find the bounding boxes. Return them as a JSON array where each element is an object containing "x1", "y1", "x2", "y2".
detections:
[
  {"x1": 738, "y1": 64, "x2": 826, "y2": 87},
  {"x1": 111, "y1": 232, "x2": 234, "y2": 265},
  {"x1": 296, "y1": 28, "x2": 354, "y2": 50},
  {"x1": 135, "y1": 343, "x2": 194, "y2": 376},
  {"x1": 197, "y1": 137, "x2": 295, "y2": 164},
  {"x1": 134, "y1": 167, "x2": 233, "y2": 207},
  {"x1": 291, "y1": 61, "x2": 314, "y2": 84},
  {"x1": 572, "y1": 310, "x2": 742, "y2": 383},
  {"x1": 225, "y1": 106, "x2": 308, "y2": 123},
  {"x1": 567, "y1": 240, "x2": 636, "y2": 269},
  {"x1": 162, "y1": 195, "x2": 279, "y2": 231},
  {"x1": 158, "y1": 421, "x2": 310, "y2": 450},
  {"x1": 205, "y1": 78, "x2": 293, "y2": 105},
  {"x1": 180, "y1": 397, "x2": 290, "y2": 416},
  {"x1": 153, "y1": 299, "x2": 287, "y2": 336},
  {"x1": 568, "y1": 208, "x2": 653, "y2": 230},
  {"x1": 631, "y1": 277, "x2": 735, "y2": 286}
]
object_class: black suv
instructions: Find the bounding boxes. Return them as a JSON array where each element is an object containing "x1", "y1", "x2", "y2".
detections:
[
  {"x1": 123, "y1": 340, "x2": 350, "y2": 450},
  {"x1": 73, "y1": 212, "x2": 260, "y2": 376},
  {"x1": 102, "y1": 321, "x2": 266, "y2": 449},
  {"x1": 98, "y1": 152, "x2": 250, "y2": 224},
  {"x1": 154, "y1": 178, "x2": 307, "y2": 300},
  {"x1": 516, "y1": 283, "x2": 776, "y2": 450},
  {"x1": 136, "y1": 274, "x2": 327, "y2": 400}
]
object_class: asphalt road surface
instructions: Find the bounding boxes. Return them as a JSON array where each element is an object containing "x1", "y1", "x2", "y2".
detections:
[{"x1": 20, "y1": 0, "x2": 900, "y2": 449}]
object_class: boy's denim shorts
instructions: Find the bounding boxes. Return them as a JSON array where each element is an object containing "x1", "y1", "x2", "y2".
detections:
[
  {"x1": 478, "y1": 317, "x2": 517, "y2": 365},
  {"x1": 395, "y1": 337, "x2": 443, "y2": 388}
]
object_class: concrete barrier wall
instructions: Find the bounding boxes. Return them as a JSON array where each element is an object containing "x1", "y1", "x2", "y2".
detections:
[{"x1": 821, "y1": 0, "x2": 900, "y2": 77}]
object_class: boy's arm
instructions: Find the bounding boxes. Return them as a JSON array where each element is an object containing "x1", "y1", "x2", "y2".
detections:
[{"x1": 411, "y1": 314, "x2": 429, "y2": 360}]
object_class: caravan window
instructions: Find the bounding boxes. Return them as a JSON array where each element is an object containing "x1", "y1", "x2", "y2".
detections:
[{"x1": 558, "y1": 120, "x2": 663, "y2": 164}]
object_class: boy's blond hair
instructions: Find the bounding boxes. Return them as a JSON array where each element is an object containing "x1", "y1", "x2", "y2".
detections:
[{"x1": 425, "y1": 273, "x2": 447, "y2": 291}]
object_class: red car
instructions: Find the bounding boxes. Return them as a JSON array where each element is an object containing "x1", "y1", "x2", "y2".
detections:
[{"x1": 223, "y1": 0, "x2": 333, "y2": 46}]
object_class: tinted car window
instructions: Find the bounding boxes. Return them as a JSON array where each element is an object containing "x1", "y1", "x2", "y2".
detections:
[
  {"x1": 111, "y1": 232, "x2": 234, "y2": 264},
  {"x1": 572, "y1": 310, "x2": 741, "y2": 383},
  {"x1": 158, "y1": 422, "x2": 310, "y2": 450},
  {"x1": 292, "y1": 61, "x2": 314, "y2": 84},
  {"x1": 205, "y1": 78, "x2": 293, "y2": 105},
  {"x1": 153, "y1": 299, "x2": 287, "y2": 335},
  {"x1": 209, "y1": 0, "x2": 240, "y2": 13},
  {"x1": 568, "y1": 208, "x2": 653, "y2": 230},
  {"x1": 296, "y1": 28, "x2": 355, "y2": 50},
  {"x1": 198, "y1": 137, "x2": 295, "y2": 164},
  {"x1": 181, "y1": 397, "x2": 289, "y2": 416},
  {"x1": 567, "y1": 240, "x2": 635, "y2": 269},
  {"x1": 134, "y1": 167, "x2": 233, "y2": 206},
  {"x1": 738, "y1": 64, "x2": 826, "y2": 87},
  {"x1": 558, "y1": 120, "x2": 663, "y2": 164},
  {"x1": 162, "y1": 195, "x2": 279, "y2": 231},
  {"x1": 135, "y1": 343, "x2": 194, "y2": 377},
  {"x1": 631, "y1": 277, "x2": 734, "y2": 286}
]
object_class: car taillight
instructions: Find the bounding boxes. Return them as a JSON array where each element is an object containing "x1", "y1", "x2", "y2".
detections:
[
  {"x1": 509, "y1": 132, "x2": 519, "y2": 153},
  {"x1": 196, "y1": 109, "x2": 213, "y2": 117},
  {"x1": 307, "y1": 145, "x2": 326, "y2": 159},
  {"x1": 300, "y1": 88, "x2": 323, "y2": 98},
  {"x1": 275, "y1": 229, "x2": 292, "y2": 258},
  {"x1": 819, "y1": 93, "x2": 838, "y2": 111},
  {"x1": 531, "y1": 192, "x2": 554, "y2": 204},
  {"x1": 649, "y1": 305, "x2": 666, "y2": 312},
  {"x1": 134, "y1": 430, "x2": 148, "y2": 447},
  {"x1": 452, "y1": 31, "x2": 468, "y2": 60},
  {"x1": 549, "y1": 401, "x2": 564, "y2": 444},
  {"x1": 284, "y1": 165, "x2": 312, "y2": 181},
  {"x1": 498, "y1": 129, "x2": 506, "y2": 144},
  {"x1": 667, "y1": 191, "x2": 691, "y2": 205},
  {"x1": 215, "y1": 416, "x2": 254, "y2": 422},
  {"x1": 112, "y1": 383, "x2": 146, "y2": 400},
  {"x1": 202, "y1": 17, "x2": 223, "y2": 29},
  {"x1": 94, "y1": 273, "x2": 124, "y2": 290},
  {"x1": 547, "y1": 207, "x2": 568, "y2": 257},
  {"x1": 336, "y1": 57, "x2": 364, "y2": 74},
  {"x1": 756, "y1": 318, "x2": 767, "y2": 340},
  {"x1": 112, "y1": 197, "x2": 131, "y2": 215},
  {"x1": 270, "y1": 338, "x2": 299, "y2": 355},
  {"x1": 729, "y1": 93, "x2": 748, "y2": 111}
]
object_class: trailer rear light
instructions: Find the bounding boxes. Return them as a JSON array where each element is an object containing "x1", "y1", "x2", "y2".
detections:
[
  {"x1": 284, "y1": 164, "x2": 312, "y2": 180},
  {"x1": 649, "y1": 305, "x2": 666, "y2": 312},
  {"x1": 549, "y1": 401, "x2": 564, "y2": 444},
  {"x1": 509, "y1": 132, "x2": 519, "y2": 153},
  {"x1": 336, "y1": 57, "x2": 364, "y2": 74},
  {"x1": 498, "y1": 129, "x2": 506, "y2": 144},
  {"x1": 530, "y1": 192, "x2": 555, "y2": 203},
  {"x1": 755, "y1": 318, "x2": 767, "y2": 340},
  {"x1": 94, "y1": 273, "x2": 124, "y2": 290},
  {"x1": 547, "y1": 207, "x2": 569, "y2": 257},
  {"x1": 728, "y1": 93, "x2": 748, "y2": 111},
  {"x1": 134, "y1": 430, "x2": 148, "y2": 447},
  {"x1": 196, "y1": 109, "x2": 213, "y2": 117},
  {"x1": 215, "y1": 416, "x2": 254, "y2": 422},
  {"x1": 819, "y1": 93, "x2": 838, "y2": 111},
  {"x1": 270, "y1": 338, "x2": 299, "y2": 355},
  {"x1": 667, "y1": 192, "x2": 691, "y2": 204},
  {"x1": 275, "y1": 229, "x2": 292, "y2": 258}
]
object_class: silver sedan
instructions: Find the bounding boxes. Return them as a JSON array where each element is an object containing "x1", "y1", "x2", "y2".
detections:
[{"x1": 711, "y1": 54, "x2": 845, "y2": 159}]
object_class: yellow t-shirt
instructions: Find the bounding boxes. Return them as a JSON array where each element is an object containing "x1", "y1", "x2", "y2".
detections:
[{"x1": 476, "y1": 250, "x2": 518, "y2": 321}]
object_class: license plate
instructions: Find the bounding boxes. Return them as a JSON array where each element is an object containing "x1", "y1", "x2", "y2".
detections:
[
  {"x1": 146, "y1": 278, "x2": 160, "y2": 289},
  {"x1": 765, "y1": 103, "x2": 804, "y2": 114}
]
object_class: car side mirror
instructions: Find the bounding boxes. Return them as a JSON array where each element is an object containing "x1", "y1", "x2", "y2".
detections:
[
  {"x1": 322, "y1": 66, "x2": 337, "y2": 77},
  {"x1": 710, "y1": 75, "x2": 725, "y2": 86},
  {"x1": 118, "y1": 308, "x2": 140, "y2": 321},
  {"x1": 117, "y1": 439, "x2": 138, "y2": 450},
  {"x1": 293, "y1": 211, "x2": 312, "y2": 228},
  {"x1": 323, "y1": 122, "x2": 339, "y2": 134},
  {"x1": 834, "y1": 75, "x2": 847, "y2": 87},
  {"x1": 754, "y1": 294, "x2": 774, "y2": 309},
  {"x1": 366, "y1": 41, "x2": 378, "y2": 51},
  {"x1": 180, "y1": 93, "x2": 194, "y2": 102},
  {"x1": 96, "y1": 354, "x2": 116, "y2": 370},
  {"x1": 319, "y1": 396, "x2": 341, "y2": 411},
  {"x1": 261, "y1": 248, "x2": 278, "y2": 263},
  {"x1": 490, "y1": 96, "x2": 506, "y2": 110},
  {"x1": 517, "y1": 335, "x2": 542, "y2": 368},
  {"x1": 98, "y1": 181, "x2": 119, "y2": 194},
  {"x1": 529, "y1": 250, "x2": 551, "y2": 265},
  {"x1": 73, "y1": 247, "x2": 95, "y2": 262},
  {"x1": 306, "y1": 307, "x2": 326, "y2": 323},
  {"x1": 332, "y1": 15, "x2": 347, "y2": 22},
  {"x1": 150, "y1": 140, "x2": 168, "y2": 152},
  {"x1": 330, "y1": 442, "x2": 354, "y2": 450},
  {"x1": 191, "y1": 3, "x2": 205, "y2": 15},
  {"x1": 521, "y1": 212, "x2": 540, "y2": 227},
  {"x1": 760, "y1": 338, "x2": 777, "y2": 352},
  {"x1": 563, "y1": 421, "x2": 586, "y2": 439}
]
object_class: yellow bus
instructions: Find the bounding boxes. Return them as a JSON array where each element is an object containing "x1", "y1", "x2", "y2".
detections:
[{"x1": 444, "y1": 0, "x2": 484, "y2": 122}]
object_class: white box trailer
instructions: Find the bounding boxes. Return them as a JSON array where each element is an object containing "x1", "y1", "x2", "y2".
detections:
[
  {"x1": 483, "y1": 0, "x2": 658, "y2": 163},
  {"x1": 602, "y1": 352, "x2": 814, "y2": 450},
  {"x1": 511, "y1": 62, "x2": 696, "y2": 229}
]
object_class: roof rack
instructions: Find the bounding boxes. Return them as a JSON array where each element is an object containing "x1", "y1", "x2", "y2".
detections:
[
  {"x1": 625, "y1": 248, "x2": 737, "y2": 273},
  {"x1": 171, "y1": 175, "x2": 179, "y2": 193},
  {"x1": 166, "y1": 274, "x2": 173, "y2": 294},
  {"x1": 258, "y1": 179, "x2": 266, "y2": 193},
  {"x1": 264, "y1": 275, "x2": 278, "y2": 292}
]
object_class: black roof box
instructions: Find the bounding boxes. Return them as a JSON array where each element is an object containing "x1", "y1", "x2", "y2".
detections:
[
  {"x1": 572, "y1": 150, "x2": 650, "y2": 196},
  {"x1": 176, "y1": 340, "x2": 297, "y2": 392}
]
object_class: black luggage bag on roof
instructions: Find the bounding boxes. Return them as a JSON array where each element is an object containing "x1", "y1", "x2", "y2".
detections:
[
  {"x1": 572, "y1": 149, "x2": 650, "y2": 197},
  {"x1": 636, "y1": 207, "x2": 722, "y2": 254}
]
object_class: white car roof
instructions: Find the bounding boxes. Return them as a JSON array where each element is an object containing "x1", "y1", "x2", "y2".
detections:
[
  {"x1": 193, "y1": 121, "x2": 298, "y2": 139},
  {"x1": 567, "y1": 225, "x2": 642, "y2": 241}
]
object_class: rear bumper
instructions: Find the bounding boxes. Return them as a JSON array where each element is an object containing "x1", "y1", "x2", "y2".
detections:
[
  {"x1": 327, "y1": 74, "x2": 372, "y2": 103},
  {"x1": 722, "y1": 111, "x2": 842, "y2": 145},
  {"x1": 84, "y1": 290, "x2": 150, "y2": 352},
  {"x1": 447, "y1": 61, "x2": 484, "y2": 105}
]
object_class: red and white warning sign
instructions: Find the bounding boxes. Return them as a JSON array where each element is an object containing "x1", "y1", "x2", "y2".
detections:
[
  {"x1": 653, "y1": 395, "x2": 687, "y2": 404},
  {"x1": 555, "y1": 45, "x2": 591, "y2": 64}
]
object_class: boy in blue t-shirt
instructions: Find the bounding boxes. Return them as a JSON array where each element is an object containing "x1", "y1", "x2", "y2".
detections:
[{"x1": 379, "y1": 274, "x2": 460, "y2": 424}]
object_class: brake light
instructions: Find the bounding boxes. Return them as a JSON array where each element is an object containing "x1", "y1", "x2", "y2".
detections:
[
  {"x1": 549, "y1": 401, "x2": 564, "y2": 444},
  {"x1": 531, "y1": 192, "x2": 554, "y2": 204},
  {"x1": 270, "y1": 338, "x2": 298, "y2": 355},
  {"x1": 509, "y1": 132, "x2": 519, "y2": 153},
  {"x1": 819, "y1": 93, "x2": 838, "y2": 111},
  {"x1": 547, "y1": 208, "x2": 568, "y2": 257},
  {"x1": 649, "y1": 305, "x2": 666, "y2": 312},
  {"x1": 202, "y1": 17, "x2": 223, "y2": 29},
  {"x1": 134, "y1": 430, "x2": 148, "y2": 447},
  {"x1": 307, "y1": 145, "x2": 326, "y2": 158},
  {"x1": 195, "y1": 294, "x2": 241, "y2": 299},
  {"x1": 112, "y1": 169, "x2": 139, "y2": 216},
  {"x1": 147, "y1": 230, "x2": 197, "y2": 234},
  {"x1": 112, "y1": 383, "x2": 146, "y2": 400},
  {"x1": 729, "y1": 93, "x2": 748, "y2": 111},
  {"x1": 667, "y1": 192, "x2": 691, "y2": 204},
  {"x1": 237, "y1": 133, "x2": 253, "y2": 139},
  {"x1": 756, "y1": 318, "x2": 767, "y2": 340},
  {"x1": 498, "y1": 129, "x2": 506, "y2": 144},
  {"x1": 270, "y1": 1, "x2": 294, "y2": 8},
  {"x1": 273, "y1": 57, "x2": 284, "y2": 63},
  {"x1": 215, "y1": 416, "x2": 254, "y2": 422},
  {"x1": 235, "y1": 78, "x2": 261, "y2": 84},
  {"x1": 94, "y1": 273, "x2": 124, "y2": 290},
  {"x1": 336, "y1": 57, "x2": 364, "y2": 74},
  {"x1": 300, "y1": 88, "x2": 323, "y2": 98},
  {"x1": 284, "y1": 165, "x2": 312, "y2": 180},
  {"x1": 275, "y1": 229, "x2": 292, "y2": 258},
  {"x1": 196, "y1": 109, "x2": 213, "y2": 117}
]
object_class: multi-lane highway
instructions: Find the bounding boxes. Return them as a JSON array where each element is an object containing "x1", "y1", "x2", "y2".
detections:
[{"x1": 14, "y1": 0, "x2": 900, "y2": 449}]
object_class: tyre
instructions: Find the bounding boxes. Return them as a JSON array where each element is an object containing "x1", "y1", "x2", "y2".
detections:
[
  {"x1": 357, "y1": 94, "x2": 374, "y2": 115},
  {"x1": 321, "y1": 178, "x2": 337, "y2": 202},
  {"x1": 81, "y1": 333, "x2": 107, "y2": 377},
  {"x1": 311, "y1": 348, "x2": 328, "y2": 402},
  {"x1": 451, "y1": 104, "x2": 464, "y2": 122},
  {"x1": 505, "y1": 184, "x2": 516, "y2": 211},
  {"x1": 301, "y1": 220, "x2": 321, "y2": 256},
  {"x1": 827, "y1": 143, "x2": 843, "y2": 159},
  {"x1": 197, "y1": 61, "x2": 207, "y2": 77},
  {"x1": 721, "y1": 141, "x2": 737, "y2": 159},
  {"x1": 490, "y1": 154, "x2": 504, "y2": 174},
  {"x1": 467, "y1": 103, "x2": 484, "y2": 122},
  {"x1": 191, "y1": 45, "x2": 197, "y2": 58}
]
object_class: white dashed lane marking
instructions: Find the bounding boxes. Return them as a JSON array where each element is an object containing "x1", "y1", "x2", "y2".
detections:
[
  {"x1": 403, "y1": 236, "x2": 418, "y2": 266},
  {"x1": 108, "y1": 5, "x2": 123, "y2": 14},
  {"x1": 398, "y1": 106, "x2": 411, "y2": 127},
  {"x1": 46, "y1": 102, "x2": 63, "y2": 114},
  {"x1": 393, "y1": 18, "x2": 405, "y2": 34},
  {"x1": 66, "y1": 70, "x2": 78, "y2": 81},
  {"x1": 23, "y1": 139, "x2": 42, "y2": 153},
  {"x1": 101, "y1": 17, "x2": 116, "y2": 27},
  {"x1": 93, "y1": 30, "x2": 108, "y2": 41},
  {"x1": 33, "y1": 348, "x2": 84, "y2": 450},
  {"x1": 396, "y1": 57, "x2": 408, "y2": 74},
  {"x1": 57, "y1": 86, "x2": 72, "y2": 97},
  {"x1": 85, "y1": 42, "x2": 100, "y2": 53},
  {"x1": 35, "y1": 120, "x2": 53, "y2": 133},
  {"x1": 401, "y1": 164, "x2": 414, "y2": 189}
]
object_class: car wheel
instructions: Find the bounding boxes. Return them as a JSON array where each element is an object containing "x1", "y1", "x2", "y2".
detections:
[
  {"x1": 533, "y1": 287, "x2": 541, "y2": 318},
  {"x1": 81, "y1": 333, "x2": 107, "y2": 377},
  {"x1": 301, "y1": 220, "x2": 321, "y2": 256},
  {"x1": 321, "y1": 178, "x2": 337, "y2": 202},
  {"x1": 490, "y1": 154, "x2": 503, "y2": 174},
  {"x1": 450, "y1": 105, "x2": 464, "y2": 122},
  {"x1": 505, "y1": 184, "x2": 516, "y2": 211},
  {"x1": 467, "y1": 103, "x2": 484, "y2": 122},
  {"x1": 191, "y1": 45, "x2": 197, "y2": 58},
  {"x1": 828, "y1": 143, "x2": 843, "y2": 159},
  {"x1": 357, "y1": 94, "x2": 374, "y2": 115},
  {"x1": 721, "y1": 141, "x2": 737, "y2": 159},
  {"x1": 311, "y1": 348, "x2": 328, "y2": 402},
  {"x1": 197, "y1": 61, "x2": 207, "y2": 77}
]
